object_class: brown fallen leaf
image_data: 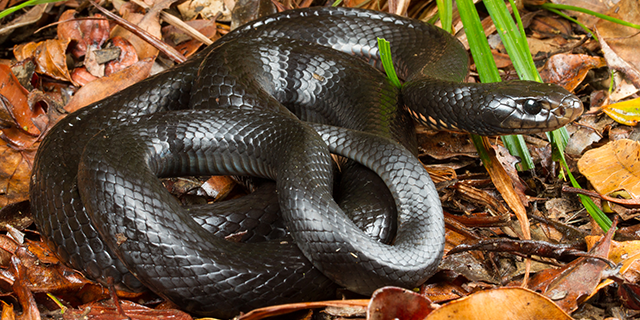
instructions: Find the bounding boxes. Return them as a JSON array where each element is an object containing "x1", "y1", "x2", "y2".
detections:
[
  {"x1": 0, "y1": 65, "x2": 41, "y2": 136},
  {"x1": 235, "y1": 300, "x2": 369, "y2": 320},
  {"x1": 1, "y1": 301, "x2": 15, "y2": 320},
  {"x1": 13, "y1": 39, "x2": 75, "y2": 85},
  {"x1": 426, "y1": 287, "x2": 572, "y2": 320},
  {"x1": 367, "y1": 286, "x2": 434, "y2": 320},
  {"x1": 0, "y1": 139, "x2": 35, "y2": 208},
  {"x1": 539, "y1": 53, "x2": 607, "y2": 92},
  {"x1": 62, "y1": 299, "x2": 193, "y2": 320},
  {"x1": 163, "y1": 19, "x2": 219, "y2": 58},
  {"x1": 57, "y1": 10, "x2": 110, "y2": 59},
  {"x1": 529, "y1": 13, "x2": 573, "y2": 39},
  {"x1": 104, "y1": 36, "x2": 139, "y2": 76},
  {"x1": 65, "y1": 58, "x2": 154, "y2": 113},
  {"x1": 200, "y1": 176, "x2": 236, "y2": 199},
  {"x1": 110, "y1": 0, "x2": 169, "y2": 61},
  {"x1": 11, "y1": 256, "x2": 40, "y2": 320},
  {"x1": 577, "y1": 139, "x2": 640, "y2": 198},
  {"x1": 177, "y1": 0, "x2": 232, "y2": 22}
]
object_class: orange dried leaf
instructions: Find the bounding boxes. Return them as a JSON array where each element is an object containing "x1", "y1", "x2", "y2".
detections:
[
  {"x1": 57, "y1": 10, "x2": 110, "y2": 59},
  {"x1": 63, "y1": 299, "x2": 193, "y2": 320},
  {"x1": 577, "y1": 139, "x2": 640, "y2": 198},
  {"x1": 111, "y1": 2, "x2": 162, "y2": 60},
  {"x1": 602, "y1": 97, "x2": 640, "y2": 126},
  {"x1": 65, "y1": 58, "x2": 153, "y2": 113},
  {"x1": 104, "y1": 36, "x2": 139, "y2": 76},
  {"x1": 12, "y1": 42, "x2": 38, "y2": 62},
  {"x1": 0, "y1": 139, "x2": 35, "y2": 208},
  {"x1": 1, "y1": 301, "x2": 15, "y2": 320},
  {"x1": 13, "y1": 39, "x2": 74, "y2": 85},
  {"x1": 540, "y1": 53, "x2": 607, "y2": 92},
  {"x1": 0, "y1": 64, "x2": 42, "y2": 136},
  {"x1": 426, "y1": 288, "x2": 571, "y2": 320}
]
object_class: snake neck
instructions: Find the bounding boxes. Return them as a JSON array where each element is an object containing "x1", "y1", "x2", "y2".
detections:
[
  {"x1": 402, "y1": 78, "x2": 500, "y2": 135},
  {"x1": 401, "y1": 78, "x2": 583, "y2": 136}
]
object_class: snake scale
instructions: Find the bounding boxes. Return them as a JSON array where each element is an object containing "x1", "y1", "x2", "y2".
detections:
[{"x1": 29, "y1": 6, "x2": 583, "y2": 317}]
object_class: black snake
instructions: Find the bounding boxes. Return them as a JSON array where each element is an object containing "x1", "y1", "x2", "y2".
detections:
[{"x1": 29, "y1": 6, "x2": 583, "y2": 317}]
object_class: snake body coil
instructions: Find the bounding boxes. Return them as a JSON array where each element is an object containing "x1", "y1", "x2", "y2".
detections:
[{"x1": 29, "y1": 7, "x2": 583, "y2": 317}]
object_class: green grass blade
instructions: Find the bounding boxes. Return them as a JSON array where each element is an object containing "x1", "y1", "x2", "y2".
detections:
[
  {"x1": 0, "y1": 0, "x2": 63, "y2": 20},
  {"x1": 482, "y1": 0, "x2": 611, "y2": 231},
  {"x1": 453, "y1": 0, "x2": 496, "y2": 167},
  {"x1": 483, "y1": 0, "x2": 539, "y2": 81},
  {"x1": 541, "y1": 3, "x2": 640, "y2": 30},
  {"x1": 457, "y1": 0, "x2": 500, "y2": 83},
  {"x1": 549, "y1": 130, "x2": 612, "y2": 231},
  {"x1": 436, "y1": 0, "x2": 453, "y2": 33},
  {"x1": 457, "y1": 0, "x2": 536, "y2": 170},
  {"x1": 377, "y1": 38, "x2": 402, "y2": 88},
  {"x1": 501, "y1": 135, "x2": 534, "y2": 171}
]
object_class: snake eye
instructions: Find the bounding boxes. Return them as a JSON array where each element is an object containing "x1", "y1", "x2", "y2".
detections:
[{"x1": 523, "y1": 99, "x2": 543, "y2": 115}]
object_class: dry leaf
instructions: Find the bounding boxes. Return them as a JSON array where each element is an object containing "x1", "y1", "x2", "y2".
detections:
[
  {"x1": 13, "y1": 39, "x2": 74, "y2": 85},
  {"x1": 0, "y1": 140, "x2": 35, "y2": 208},
  {"x1": 177, "y1": 0, "x2": 233, "y2": 21},
  {"x1": 577, "y1": 139, "x2": 640, "y2": 198},
  {"x1": 539, "y1": 53, "x2": 607, "y2": 92},
  {"x1": 57, "y1": 10, "x2": 110, "y2": 59},
  {"x1": 104, "y1": 36, "x2": 139, "y2": 76},
  {"x1": 426, "y1": 288, "x2": 572, "y2": 320},
  {"x1": 0, "y1": 64, "x2": 42, "y2": 136},
  {"x1": 110, "y1": 0, "x2": 167, "y2": 60},
  {"x1": 62, "y1": 299, "x2": 193, "y2": 320},
  {"x1": 368, "y1": 286, "x2": 434, "y2": 320},
  {"x1": 65, "y1": 58, "x2": 153, "y2": 113}
]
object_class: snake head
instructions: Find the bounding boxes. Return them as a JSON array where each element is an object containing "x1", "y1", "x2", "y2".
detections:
[{"x1": 483, "y1": 81, "x2": 583, "y2": 134}]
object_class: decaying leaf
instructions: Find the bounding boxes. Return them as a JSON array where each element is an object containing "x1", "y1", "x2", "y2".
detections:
[
  {"x1": 177, "y1": 0, "x2": 233, "y2": 21},
  {"x1": 577, "y1": 139, "x2": 640, "y2": 198},
  {"x1": 110, "y1": 0, "x2": 167, "y2": 60},
  {"x1": 595, "y1": 0, "x2": 640, "y2": 89}
]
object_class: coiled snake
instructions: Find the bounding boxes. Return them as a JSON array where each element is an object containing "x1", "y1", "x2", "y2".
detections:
[{"x1": 29, "y1": 7, "x2": 583, "y2": 317}]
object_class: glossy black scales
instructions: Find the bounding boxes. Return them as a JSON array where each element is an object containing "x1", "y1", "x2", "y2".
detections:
[{"x1": 29, "y1": 6, "x2": 583, "y2": 318}]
